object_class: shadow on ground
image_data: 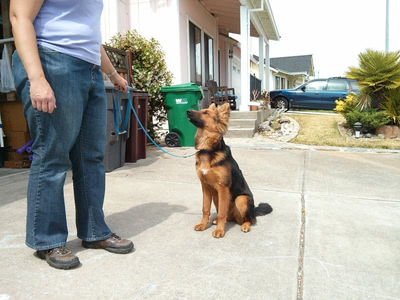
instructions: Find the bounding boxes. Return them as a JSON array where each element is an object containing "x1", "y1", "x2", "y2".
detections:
[{"x1": 69, "y1": 202, "x2": 187, "y2": 254}]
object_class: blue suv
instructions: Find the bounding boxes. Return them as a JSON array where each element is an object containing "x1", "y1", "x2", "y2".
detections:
[{"x1": 270, "y1": 77, "x2": 359, "y2": 110}]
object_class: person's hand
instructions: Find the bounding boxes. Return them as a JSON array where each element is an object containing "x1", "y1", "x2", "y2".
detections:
[
  {"x1": 30, "y1": 77, "x2": 56, "y2": 113},
  {"x1": 110, "y1": 73, "x2": 128, "y2": 93}
]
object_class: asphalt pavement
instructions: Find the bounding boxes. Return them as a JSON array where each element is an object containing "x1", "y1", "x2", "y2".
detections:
[{"x1": 0, "y1": 140, "x2": 399, "y2": 300}]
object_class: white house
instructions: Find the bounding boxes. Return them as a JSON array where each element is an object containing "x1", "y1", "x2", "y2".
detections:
[{"x1": 101, "y1": 0, "x2": 280, "y2": 111}]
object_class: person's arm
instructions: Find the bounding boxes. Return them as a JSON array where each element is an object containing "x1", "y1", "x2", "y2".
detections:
[
  {"x1": 100, "y1": 46, "x2": 128, "y2": 93},
  {"x1": 10, "y1": 0, "x2": 56, "y2": 113}
]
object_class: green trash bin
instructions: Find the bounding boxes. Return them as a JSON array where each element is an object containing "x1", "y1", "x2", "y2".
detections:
[{"x1": 161, "y1": 83, "x2": 203, "y2": 147}]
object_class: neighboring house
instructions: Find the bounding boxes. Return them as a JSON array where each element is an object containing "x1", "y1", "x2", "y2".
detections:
[
  {"x1": 101, "y1": 0, "x2": 280, "y2": 111},
  {"x1": 251, "y1": 54, "x2": 315, "y2": 90},
  {"x1": 270, "y1": 55, "x2": 314, "y2": 89}
]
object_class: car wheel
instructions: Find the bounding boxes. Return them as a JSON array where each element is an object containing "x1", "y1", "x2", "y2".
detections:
[{"x1": 275, "y1": 97, "x2": 289, "y2": 111}]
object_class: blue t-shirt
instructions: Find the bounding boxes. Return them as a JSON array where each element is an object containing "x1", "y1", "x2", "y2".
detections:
[{"x1": 34, "y1": 0, "x2": 103, "y2": 66}]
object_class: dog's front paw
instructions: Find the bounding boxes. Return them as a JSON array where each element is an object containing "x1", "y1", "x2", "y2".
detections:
[
  {"x1": 194, "y1": 223, "x2": 208, "y2": 231},
  {"x1": 212, "y1": 229, "x2": 225, "y2": 238},
  {"x1": 241, "y1": 222, "x2": 251, "y2": 232}
]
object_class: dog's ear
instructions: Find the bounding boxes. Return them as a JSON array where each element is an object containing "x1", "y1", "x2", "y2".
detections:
[
  {"x1": 209, "y1": 103, "x2": 217, "y2": 111},
  {"x1": 218, "y1": 103, "x2": 230, "y2": 115},
  {"x1": 217, "y1": 103, "x2": 230, "y2": 127}
]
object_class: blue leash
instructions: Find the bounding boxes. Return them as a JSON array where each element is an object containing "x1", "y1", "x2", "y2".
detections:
[
  {"x1": 112, "y1": 89, "x2": 129, "y2": 134},
  {"x1": 112, "y1": 87, "x2": 196, "y2": 158}
]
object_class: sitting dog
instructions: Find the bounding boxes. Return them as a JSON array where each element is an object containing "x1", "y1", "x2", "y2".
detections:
[{"x1": 187, "y1": 103, "x2": 272, "y2": 238}]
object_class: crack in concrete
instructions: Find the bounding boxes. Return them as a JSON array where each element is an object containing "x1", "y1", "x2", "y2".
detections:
[{"x1": 297, "y1": 152, "x2": 308, "y2": 300}]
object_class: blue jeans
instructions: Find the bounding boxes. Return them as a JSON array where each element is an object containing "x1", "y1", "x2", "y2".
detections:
[{"x1": 12, "y1": 45, "x2": 112, "y2": 250}]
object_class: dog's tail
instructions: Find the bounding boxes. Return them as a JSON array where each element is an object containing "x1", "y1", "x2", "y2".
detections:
[{"x1": 255, "y1": 203, "x2": 273, "y2": 216}]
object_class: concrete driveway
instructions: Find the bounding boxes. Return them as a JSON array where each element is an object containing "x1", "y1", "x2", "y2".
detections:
[{"x1": 0, "y1": 141, "x2": 399, "y2": 299}]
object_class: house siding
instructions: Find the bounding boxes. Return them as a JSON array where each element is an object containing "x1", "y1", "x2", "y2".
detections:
[{"x1": 218, "y1": 38, "x2": 227, "y2": 86}]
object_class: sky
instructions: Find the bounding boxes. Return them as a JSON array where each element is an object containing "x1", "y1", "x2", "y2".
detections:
[{"x1": 268, "y1": 0, "x2": 400, "y2": 78}]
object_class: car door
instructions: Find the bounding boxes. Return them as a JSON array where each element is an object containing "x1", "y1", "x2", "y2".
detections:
[
  {"x1": 321, "y1": 78, "x2": 348, "y2": 109},
  {"x1": 291, "y1": 79, "x2": 327, "y2": 109}
]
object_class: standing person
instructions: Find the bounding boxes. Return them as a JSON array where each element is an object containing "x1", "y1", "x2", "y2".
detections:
[{"x1": 10, "y1": 0, "x2": 134, "y2": 270}]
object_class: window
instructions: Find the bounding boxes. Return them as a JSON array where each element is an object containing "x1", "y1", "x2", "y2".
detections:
[
  {"x1": 275, "y1": 76, "x2": 281, "y2": 89},
  {"x1": 204, "y1": 33, "x2": 214, "y2": 82},
  {"x1": 189, "y1": 21, "x2": 202, "y2": 85},
  {"x1": 281, "y1": 77, "x2": 285, "y2": 89},
  {"x1": 327, "y1": 79, "x2": 347, "y2": 91},
  {"x1": 305, "y1": 80, "x2": 327, "y2": 91},
  {"x1": 350, "y1": 80, "x2": 359, "y2": 92}
]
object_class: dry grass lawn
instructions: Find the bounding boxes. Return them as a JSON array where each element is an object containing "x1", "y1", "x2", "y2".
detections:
[{"x1": 289, "y1": 114, "x2": 400, "y2": 150}]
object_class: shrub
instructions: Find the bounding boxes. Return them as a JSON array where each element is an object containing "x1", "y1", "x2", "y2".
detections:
[
  {"x1": 334, "y1": 93, "x2": 358, "y2": 116},
  {"x1": 346, "y1": 49, "x2": 400, "y2": 108},
  {"x1": 380, "y1": 87, "x2": 400, "y2": 125},
  {"x1": 108, "y1": 30, "x2": 173, "y2": 139},
  {"x1": 344, "y1": 109, "x2": 391, "y2": 132}
]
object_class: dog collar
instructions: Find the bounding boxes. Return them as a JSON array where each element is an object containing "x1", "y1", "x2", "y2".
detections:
[
  {"x1": 198, "y1": 141, "x2": 221, "y2": 154},
  {"x1": 199, "y1": 148, "x2": 218, "y2": 154}
]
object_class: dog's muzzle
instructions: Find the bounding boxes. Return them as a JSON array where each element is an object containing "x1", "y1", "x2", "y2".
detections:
[{"x1": 187, "y1": 110, "x2": 204, "y2": 128}]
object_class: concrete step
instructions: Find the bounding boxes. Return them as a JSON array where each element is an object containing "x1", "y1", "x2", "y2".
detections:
[
  {"x1": 225, "y1": 127, "x2": 255, "y2": 138},
  {"x1": 228, "y1": 119, "x2": 257, "y2": 128},
  {"x1": 230, "y1": 111, "x2": 258, "y2": 120},
  {"x1": 225, "y1": 109, "x2": 273, "y2": 138}
]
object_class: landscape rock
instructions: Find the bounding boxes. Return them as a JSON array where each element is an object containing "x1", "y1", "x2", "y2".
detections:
[
  {"x1": 375, "y1": 125, "x2": 400, "y2": 139},
  {"x1": 257, "y1": 116, "x2": 299, "y2": 142},
  {"x1": 272, "y1": 122, "x2": 281, "y2": 130},
  {"x1": 279, "y1": 118, "x2": 290, "y2": 124}
]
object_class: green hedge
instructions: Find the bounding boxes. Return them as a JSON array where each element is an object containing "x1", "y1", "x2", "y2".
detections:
[
  {"x1": 108, "y1": 30, "x2": 173, "y2": 139},
  {"x1": 344, "y1": 109, "x2": 391, "y2": 132}
]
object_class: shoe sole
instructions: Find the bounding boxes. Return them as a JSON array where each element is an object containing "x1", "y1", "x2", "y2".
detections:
[
  {"x1": 36, "y1": 251, "x2": 80, "y2": 270},
  {"x1": 82, "y1": 242, "x2": 134, "y2": 254}
]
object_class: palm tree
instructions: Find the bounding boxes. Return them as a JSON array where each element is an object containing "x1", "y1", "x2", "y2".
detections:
[
  {"x1": 346, "y1": 49, "x2": 400, "y2": 108},
  {"x1": 380, "y1": 87, "x2": 400, "y2": 125}
]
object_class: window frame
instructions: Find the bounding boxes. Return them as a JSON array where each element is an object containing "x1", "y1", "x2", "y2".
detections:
[
  {"x1": 204, "y1": 33, "x2": 214, "y2": 82},
  {"x1": 275, "y1": 76, "x2": 281, "y2": 89},
  {"x1": 189, "y1": 21, "x2": 202, "y2": 85}
]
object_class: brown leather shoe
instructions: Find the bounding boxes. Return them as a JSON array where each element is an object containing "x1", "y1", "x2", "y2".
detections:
[
  {"x1": 36, "y1": 246, "x2": 80, "y2": 270},
  {"x1": 82, "y1": 233, "x2": 134, "y2": 254}
]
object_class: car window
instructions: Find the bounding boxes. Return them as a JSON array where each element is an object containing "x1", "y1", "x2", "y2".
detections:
[
  {"x1": 304, "y1": 80, "x2": 327, "y2": 91},
  {"x1": 349, "y1": 80, "x2": 359, "y2": 91},
  {"x1": 327, "y1": 79, "x2": 347, "y2": 91}
]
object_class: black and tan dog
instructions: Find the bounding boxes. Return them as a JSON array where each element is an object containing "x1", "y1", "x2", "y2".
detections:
[{"x1": 187, "y1": 103, "x2": 272, "y2": 238}]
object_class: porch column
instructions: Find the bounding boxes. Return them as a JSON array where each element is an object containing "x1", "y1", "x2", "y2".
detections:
[
  {"x1": 265, "y1": 40, "x2": 270, "y2": 91},
  {"x1": 258, "y1": 36, "x2": 264, "y2": 92},
  {"x1": 240, "y1": 5, "x2": 250, "y2": 111}
]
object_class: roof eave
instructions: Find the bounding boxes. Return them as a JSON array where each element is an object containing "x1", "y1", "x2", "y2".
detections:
[{"x1": 241, "y1": 0, "x2": 280, "y2": 40}]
